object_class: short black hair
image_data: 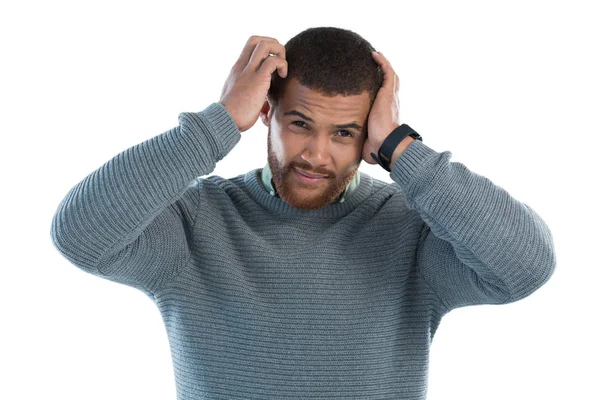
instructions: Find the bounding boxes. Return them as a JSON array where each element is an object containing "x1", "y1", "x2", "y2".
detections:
[{"x1": 267, "y1": 27, "x2": 383, "y2": 108}]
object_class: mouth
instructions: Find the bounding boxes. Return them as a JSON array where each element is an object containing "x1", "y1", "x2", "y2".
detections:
[
  {"x1": 295, "y1": 167, "x2": 328, "y2": 179},
  {"x1": 294, "y1": 167, "x2": 329, "y2": 184}
]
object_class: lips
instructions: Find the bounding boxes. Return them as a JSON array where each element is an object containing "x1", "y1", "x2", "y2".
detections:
[{"x1": 295, "y1": 168, "x2": 328, "y2": 178}]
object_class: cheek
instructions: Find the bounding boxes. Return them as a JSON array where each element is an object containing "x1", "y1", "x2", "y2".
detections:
[
  {"x1": 341, "y1": 152, "x2": 362, "y2": 171},
  {"x1": 268, "y1": 123, "x2": 288, "y2": 159},
  {"x1": 277, "y1": 127, "x2": 306, "y2": 160},
  {"x1": 340, "y1": 142, "x2": 365, "y2": 170}
]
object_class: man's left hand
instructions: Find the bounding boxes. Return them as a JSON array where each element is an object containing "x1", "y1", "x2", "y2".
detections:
[{"x1": 362, "y1": 51, "x2": 413, "y2": 166}]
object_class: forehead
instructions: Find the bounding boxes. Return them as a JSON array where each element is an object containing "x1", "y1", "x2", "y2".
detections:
[{"x1": 278, "y1": 78, "x2": 371, "y2": 120}]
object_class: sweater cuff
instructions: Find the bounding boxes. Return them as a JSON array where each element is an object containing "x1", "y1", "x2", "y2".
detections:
[
  {"x1": 390, "y1": 139, "x2": 447, "y2": 189},
  {"x1": 178, "y1": 102, "x2": 241, "y2": 162}
]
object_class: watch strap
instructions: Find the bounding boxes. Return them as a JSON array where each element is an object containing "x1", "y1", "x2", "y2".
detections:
[{"x1": 370, "y1": 124, "x2": 422, "y2": 172}]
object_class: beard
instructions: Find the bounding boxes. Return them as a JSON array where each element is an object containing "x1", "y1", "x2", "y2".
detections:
[{"x1": 267, "y1": 129, "x2": 360, "y2": 210}]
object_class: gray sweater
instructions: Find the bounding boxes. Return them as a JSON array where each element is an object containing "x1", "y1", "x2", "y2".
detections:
[{"x1": 50, "y1": 102, "x2": 556, "y2": 399}]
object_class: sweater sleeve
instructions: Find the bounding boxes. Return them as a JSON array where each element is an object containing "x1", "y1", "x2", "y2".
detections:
[
  {"x1": 390, "y1": 139, "x2": 556, "y2": 312},
  {"x1": 50, "y1": 102, "x2": 241, "y2": 297}
]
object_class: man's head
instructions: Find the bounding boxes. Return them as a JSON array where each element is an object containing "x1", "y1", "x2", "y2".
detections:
[{"x1": 260, "y1": 27, "x2": 383, "y2": 210}]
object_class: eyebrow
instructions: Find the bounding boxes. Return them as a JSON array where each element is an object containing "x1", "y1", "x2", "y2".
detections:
[{"x1": 283, "y1": 110, "x2": 364, "y2": 132}]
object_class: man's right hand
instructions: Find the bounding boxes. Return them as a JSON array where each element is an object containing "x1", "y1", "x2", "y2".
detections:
[{"x1": 219, "y1": 36, "x2": 288, "y2": 132}]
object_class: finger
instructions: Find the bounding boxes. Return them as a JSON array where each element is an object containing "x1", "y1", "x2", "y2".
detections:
[
  {"x1": 258, "y1": 54, "x2": 289, "y2": 79},
  {"x1": 237, "y1": 36, "x2": 281, "y2": 69},
  {"x1": 372, "y1": 51, "x2": 397, "y2": 93},
  {"x1": 248, "y1": 39, "x2": 286, "y2": 74}
]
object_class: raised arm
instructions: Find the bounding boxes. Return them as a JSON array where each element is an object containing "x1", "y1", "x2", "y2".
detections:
[
  {"x1": 50, "y1": 104, "x2": 241, "y2": 296},
  {"x1": 364, "y1": 50, "x2": 555, "y2": 312},
  {"x1": 50, "y1": 35, "x2": 289, "y2": 297},
  {"x1": 393, "y1": 139, "x2": 556, "y2": 312}
]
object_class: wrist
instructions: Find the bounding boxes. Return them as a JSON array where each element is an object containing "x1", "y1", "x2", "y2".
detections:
[
  {"x1": 389, "y1": 135, "x2": 416, "y2": 170},
  {"x1": 374, "y1": 124, "x2": 420, "y2": 172}
]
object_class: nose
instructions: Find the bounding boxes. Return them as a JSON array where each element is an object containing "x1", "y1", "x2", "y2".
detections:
[{"x1": 300, "y1": 133, "x2": 331, "y2": 168}]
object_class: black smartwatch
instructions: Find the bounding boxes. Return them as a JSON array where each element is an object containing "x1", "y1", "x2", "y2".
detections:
[{"x1": 370, "y1": 124, "x2": 422, "y2": 172}]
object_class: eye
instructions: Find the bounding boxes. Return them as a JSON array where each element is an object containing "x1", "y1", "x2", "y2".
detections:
[
  {"x1": 292, "y1": 120, "x2": 308, "y2": 129},
  {"x1": 338, "y1": 130, "x2": 354, "y2": 138},
  {"x1": 291, "y1": 121, "x2": 354, "y2": 139}
]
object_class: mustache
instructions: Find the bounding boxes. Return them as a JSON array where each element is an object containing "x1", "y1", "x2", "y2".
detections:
[{"x1": 290, "y1": 163, "x2": 333, "y2": 177}]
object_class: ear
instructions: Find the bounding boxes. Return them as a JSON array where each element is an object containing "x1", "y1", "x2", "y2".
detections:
[{"x1": 259, "y1": 98, "x2": 273, "y2": 127}]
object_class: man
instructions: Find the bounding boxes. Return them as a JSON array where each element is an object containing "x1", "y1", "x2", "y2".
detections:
[{"x1": 50, "y1": 27, "x2": 556, "y2": 399}]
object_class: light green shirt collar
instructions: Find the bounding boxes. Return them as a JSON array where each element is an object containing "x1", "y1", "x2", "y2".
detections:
[{"x1": 260, "y1": 163, "x2": 360, "y2": 204}]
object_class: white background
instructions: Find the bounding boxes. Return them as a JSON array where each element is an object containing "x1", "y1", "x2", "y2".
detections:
[{"x1": 2, "y1": 0, "x2": 598, "y2": 399}]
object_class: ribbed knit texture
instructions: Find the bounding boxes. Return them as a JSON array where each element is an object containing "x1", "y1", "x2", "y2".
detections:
[{"x1": 50, "y1": 102, "x2": 556, "y2": 399}]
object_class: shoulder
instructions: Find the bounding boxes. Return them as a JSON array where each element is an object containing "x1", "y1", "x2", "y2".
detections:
[
  {"x1": 364, "y1": 171, "x2": 405, "y2": 200},
  {"x1": 193, "y1": 170, "x2": 252, "y2": 206}
]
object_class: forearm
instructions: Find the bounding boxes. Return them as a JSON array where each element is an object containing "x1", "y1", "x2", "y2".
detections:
[
  {"x1": 50, "y1": 103, "x2": 240, "y2": 272},
  {"x1": 391, "y1": 140, "x2": 556, "y2": 307}
]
